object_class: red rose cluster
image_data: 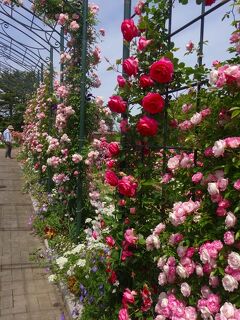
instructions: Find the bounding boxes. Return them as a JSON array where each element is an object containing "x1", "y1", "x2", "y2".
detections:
[{"x1": 205, "y1": 0, "x2": 216, "y2": 5}]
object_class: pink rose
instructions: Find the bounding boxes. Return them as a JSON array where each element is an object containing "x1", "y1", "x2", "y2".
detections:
[
  {"x1": 120, "y1": 119, "x2": 129, "y2": 133},
  {"x1": 192, "y1": 172, "x2": 203, "y2": 183},
  {"x1": 106, "y1": 236, "x2": 115, "y2": 247},
  {"x1": 69, "y1": 20, "x2": 80, "y2": 31},
  {"x1": 105, "y1": 170, "x2": 118, "y2": 186},
  {"x1": 123, "y1": 57, "x2": 138, "y2": 76},
  {"x1": 225, "y1": 137, "x2": 240, "y2": 149},
  {"x1": 122, "y1": 288, "x2": 137, "y2": 306},
  {"x1": 138, "y1": 36, "x2": 152, "y2": 51},
  {"x1": 121, "y1": 19, "x2": 139, "y2": 42},
  {"x1": 118, "y1": 307, "x2": 130, "y2": 320},
  {"x1": 142, "y1": 92, "x2": 165, "y2": 114},
  {"x1": 139, "y1": 74, "x2": 154, "y2": 88},
  {"x1": 136, "y1": 116, "x2": 158, "y2": 136},
  {"x1": 234, "y1": 179, "x2": 240, "y2": 191},
  {"x1": 224, "y1": 231, "x2": 235, "y2": 245},
  {"x1": 169, "y1": 233, "x2": 184, "y2": 245},
  {"x1": 146, "y1": 235, "x2": 160, "y2": 250},
  {"x1": 108, "y1": 95, "x2": 127, "y2": 113},
  {"x1": 149, "y1": 57, "x2": 174, "y2": 83},
  {"x1": 124, "y1": 228, "x2": 138, "y2": 245},
  {"x1": 72, "y1": 153, "x2": 82, "y2": 163}
]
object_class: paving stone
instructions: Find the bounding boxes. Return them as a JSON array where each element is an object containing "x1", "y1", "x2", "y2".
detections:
[{"x1": 0, "y1": 149, "x2": 69, "y2": 320}]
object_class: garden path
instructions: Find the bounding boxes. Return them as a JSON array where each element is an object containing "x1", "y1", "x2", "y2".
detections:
[{"x1": 0, "y1": 149, "x2": 68, "y2": 320}]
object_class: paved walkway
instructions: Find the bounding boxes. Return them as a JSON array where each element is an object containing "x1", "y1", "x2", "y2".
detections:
[{"x1": 0, "y1": 149, "x2": 69, "y2": 320}]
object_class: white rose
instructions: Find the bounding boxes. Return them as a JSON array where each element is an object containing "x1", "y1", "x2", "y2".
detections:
[
  {"x1": 207, "y1": 182, "x2": 219, "y2": 196},
  {"x1": 222, "y1": 274, "x2": 238, "y2": 292},
  {"x1": 190, "y1": 112, "x2": 202, "y2": 125},
  {"x1": 176, "y1": 264, "x2": 188, "y2": 278},
  {"x1": 228, "y1": 252, "x2": 240, "y2": 270},
  {"x1": 209, "y1": 70, "x2": 218, "y2": 84},
  {"x1": 225, "y1": 212, "x2": 237, "y2": 228},
  {"x1": 180, "y1": 282, "x2": 191, "y2": 297},
  {"x1": 200, "y1": 248, "x2": 211, "y2": 264},
  {"x1": 212, "y1": 139, "x2": 226, "y2": 157},
  {"x1": 220, "y1": 302, "x2": 235, "y2": 318}
]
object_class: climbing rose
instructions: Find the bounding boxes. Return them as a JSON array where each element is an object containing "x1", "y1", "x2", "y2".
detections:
[
  {"x1": 142, "y1": 92, "x2": 165, "y2": 114},
  {"x1": 122, "y1": 288, "x2": 137, "y2": 306},
  {"x1": 117, "y1": 75, "x2": 126, "y2": 88},
  {"x1": 69, "y1": 21, "x2": 80, "y2": 31},
  {"x1": 139, "y1": 75, "x2": 154, "y2": 88},
  {"x1": 108, "y1": 96, "x2": 127, "y2": 113},
  {"x1": 118, "y1": 307, "x2": 130, "y2": 320},
  {"x1": 149, "y1": 57, "x2": 174, "y2": 83},
  {"x1": 105, "y1": 170, "x2": 118, "y2": 186},
  {"x1": 137, "y1": 116, "x2": 158, "y2": 136},
  {"x1": 108, "y1": 142, "x2": 120, "y2": 156},
  {"x1": 121, "y1": 19, "x2": 138, "y2": 42},
  {"x1": 118, "y1": 176, "x2": 138, "y2": 197},
  {"x1": 105, "y1": 236, "x2": 115, "y2": 247},
  {"x1": 138, "y1": 36, "x2": 152, "y2": 51},
  {"x1": 234, "y1": 179, "x2": 240, "y2": 190},
  {"x1": 192, "y1": 172, "x2": 203, "y2": 183},
  {"x1": 205, "y1": 0, "x2": 216, "y2": 5},
  {"x1": 123, "y1": 57, "x2": 138, "y2": 76}
]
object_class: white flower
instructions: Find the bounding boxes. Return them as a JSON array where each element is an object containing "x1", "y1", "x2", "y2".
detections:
[
  {"x1": 76, "y1": 259, "x2": 86, "y2": 267},
  {"x1": 176, "y1": 264, "x2": 188, "y2": 278},
  {"x1": 220, "y1": 302, "x2": 235, "y2": 318},
  {"x1": 207, "y1": 182, "x2": 219, "y2": 196},
  {"x1": 228, "y1": 252, "x2": 240, "y2": 270},
  {"x1": 190, "y1": 112, "x2": 202, "y2": 125},
  {"x1": 48, "y1": 274, "x2": 57, "y2": 283},
  {"x1": 212, "y1": 139, "x2": 226, "y2": 157},
  {"x1": 222, "y1": 274, "x2": 238, "y2": 292},
  {"x1": 56, "y1": 257, "x2": 68, "y2": 269},
  {"x1": 71, "y1": 244, "x2": 85, "y2": 254}
]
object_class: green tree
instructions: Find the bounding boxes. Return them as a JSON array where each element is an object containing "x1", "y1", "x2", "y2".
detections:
[{"x1": 0, "y1": 70, "x2": 38, "y2": 131}]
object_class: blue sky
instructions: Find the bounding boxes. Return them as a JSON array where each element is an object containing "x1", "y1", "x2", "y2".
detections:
[{"x1": 92, "y1": 0, "x2": 235, "y2": 101}]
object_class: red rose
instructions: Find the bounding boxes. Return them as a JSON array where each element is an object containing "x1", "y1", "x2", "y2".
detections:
[
  {"x1": 105, "y1": 236, "x2": 115, "y2": 247},
  {"x1": 117, "y1": 75, "x2": 126, "y2": 88},
  {"x1": 123, "y1": 57, "x2": 138, "y2": 77},
  {"x1": 150, "y1": 57, "x2": 174, "y2": 83},
  {"x1": 108, "y1": 270, "x2": 117, "y2": 284},
  {"x1": 142, "y1": 92, "x2": 165, "y2": 114},
  {"x1": 137, "y1": 116, "x2": 158, "y2": 136},
  {"x1": 105, "y1": 170, "x2": 118, "y2": 186},
  {"x1": 108, "y1": 142, "x2": 120, "y2": 156},
  {"x1": 118, "y1": 176, "x2": 138, "y2": 197},
  {"x1": 139, "y1": 74, "x2": 154, "y2": 88},
  {"x1": 205, "y1": 0, "x2": 216, "y2": 5},
  {"x1": 108, "y1": 95, "x2": 127, "y2": 113},
  {"x1": 121, "y1": 19, "x2": 139, "y2": 42}
]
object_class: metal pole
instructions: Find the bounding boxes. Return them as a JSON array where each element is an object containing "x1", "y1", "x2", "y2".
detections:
[
  {"x1": 50, "y1": 46, "x2": 54, "y2": 92},
  {"x1": 76, "y1": 0, "x2": 89, "y2": 234},
  {"x1": 60, "y1": 26, "x2": 65, "y2": 83},
  {"x1": 41, "y1": 63, "x2": 44, "y2": 82}
]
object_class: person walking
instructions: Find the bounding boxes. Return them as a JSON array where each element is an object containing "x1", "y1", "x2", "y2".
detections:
[{"x1": 3, "y1": 125, "x2": 14, "y2": 159}]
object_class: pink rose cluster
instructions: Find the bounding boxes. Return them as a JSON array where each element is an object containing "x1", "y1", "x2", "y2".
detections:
[
  {"x1": 47, "y1": 137, "x2": 60, "y2": 153},
  {"x1": 146, "y1": 223, "x2": 165, "y2": 251},
  {"x1": 210, "y1": 137, "x2": 240, "y2": 158},
  {"x1": 52, "y1": 173, "x2": 69, "y2": 185},
  {"x1": 210, "y1": 64, "x2": 240, "y2": 88},
  {"x1": 230, "y1": 30, "x2": 240, "y2": 54},
  {"x1": 121, "y1": 228, "x2": 138, "y2": 261},
  {"x1": 199, "y1": 240, "x2": 223, "y2": 271},
  {"x1": 178, "y1": 108, "x2": 211, "y2": 131},
  {"x1": 197, "y1": 293, "x2": 221, "y2": 319},
  {"x1": 167, "y1": 152, "x2": 194, "y2": 171},
  {"x1": 47, "y1": 156, "x2": 62, "y2": 168},
  {"x1": 155, "y1": 292, "x2": 197, "y2": 320},
  {"x1": 222, "y1": 252, "x2": 240, "y2": 292},
  {"x1": 169, "y1": 199, "x2": 201, "y2": 226},
  {"x1": 55, "y1": 103, "x2": 75, "y2": 132}
]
